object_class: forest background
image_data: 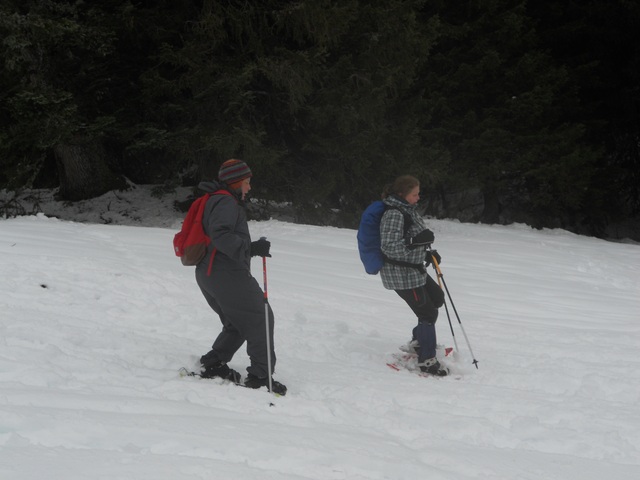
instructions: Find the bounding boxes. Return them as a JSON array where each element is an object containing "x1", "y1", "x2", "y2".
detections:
[{"x1": 1, "y1": 0, "x2": 639, "y2": 240}]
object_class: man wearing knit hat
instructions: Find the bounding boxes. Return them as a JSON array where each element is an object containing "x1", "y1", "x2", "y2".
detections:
[{"x1": 193, "y1": 159, "x2": 286, "y2": 395}]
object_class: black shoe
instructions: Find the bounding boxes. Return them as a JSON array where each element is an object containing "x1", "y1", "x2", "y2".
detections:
[
  {"x1": 418, "y1": 358, "x2": 449, "y2": 377},
  {"x1": 244, "y1": 374, "x2": 287, "y2": 396},
  {"x1": 200, "y1": 362, "x2": 242, "y2": 384}
]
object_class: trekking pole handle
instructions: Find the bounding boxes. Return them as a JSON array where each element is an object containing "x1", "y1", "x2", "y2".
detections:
[
  {"x1": 432, "y1": 255, "x2": 443, "y2": 275},
  {"x1": 426, "y1": 246, "x2": 443, "y2": 275}
]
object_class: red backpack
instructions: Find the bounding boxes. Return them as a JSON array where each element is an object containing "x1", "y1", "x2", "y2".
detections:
[{"x1": 173, "y1": 190, "x2": 234, "y2": 268}]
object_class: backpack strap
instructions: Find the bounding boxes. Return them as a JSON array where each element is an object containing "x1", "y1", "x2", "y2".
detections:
[
  {"x1": 382, "y1": 205, "x2": 425, "y2": 273},
  {"x1": 383, "y1": 256, "x2": 426, "y2": 273},
  {"x1": 385, "y1": 205, "x2": 413, "y2": 237},
  {"x1": 207, "y1": 247, "x2": 218, "y2": 276},
  {"x1": 211, "y1": 189, "x2": 237, "y2": 200}
]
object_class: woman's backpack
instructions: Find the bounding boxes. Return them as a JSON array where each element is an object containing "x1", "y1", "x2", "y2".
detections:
[{"x1": 356, "y1": 201, "x2": 413, "y2": 274}]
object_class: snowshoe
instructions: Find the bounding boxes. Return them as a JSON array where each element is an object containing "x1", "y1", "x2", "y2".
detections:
[{"x1": 244, "y1": 374, "x2": 287, "y2": 396}]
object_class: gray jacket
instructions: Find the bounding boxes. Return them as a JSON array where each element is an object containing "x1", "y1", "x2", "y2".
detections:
[
  {"x1": 196, "y1": 180, "x2": 252, "y2": 273},
  {"x1": 379, "y1": 195, "x2": 428, "y2": 290}
]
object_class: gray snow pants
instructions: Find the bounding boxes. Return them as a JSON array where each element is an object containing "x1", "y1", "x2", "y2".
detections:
[{"x1": 196, "y1": 267, "x2": 276, "y2": 378}]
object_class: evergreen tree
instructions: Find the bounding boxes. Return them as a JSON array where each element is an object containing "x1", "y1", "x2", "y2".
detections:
[
  {"x1": 0, "y1": 0, "x2": 125, "y2": 198},
  {"x1": 0, "y1": 0, "x2": 637, "y2": 237},
  {"x1": 297, "y1": 0, "x2": 440, "y2": 219},
  {"x1": 146, "y1": 0, "x2": 439, "y2": 223},
  {"x1": 527, "y1": 0, "x2": 640, "y2": 234},
  {"x1": 417, "y1": 0, "x2": 599, "y2": 228}
]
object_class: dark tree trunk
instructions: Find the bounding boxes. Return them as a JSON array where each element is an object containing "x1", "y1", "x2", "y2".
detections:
[{"x1": 54, "y1": 137, "x2": 124, "y2": 201}]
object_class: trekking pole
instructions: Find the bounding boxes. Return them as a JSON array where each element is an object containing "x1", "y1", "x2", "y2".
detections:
[
  {"x1": 427, "y1": 247, "x2": 459, "y2": 352},
  {"x1": 436, "y1": 270, "x2": 459, "y2": 352},
  {"x1": 430, "y1": 253, "x2": 479, "y2": 369},
  {"x1": 260, "y1": 237, "x2": 274, "y2": 394}
]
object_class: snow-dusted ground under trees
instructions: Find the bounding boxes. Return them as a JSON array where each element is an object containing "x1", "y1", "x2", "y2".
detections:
[{"x1": 1, "y1": 185, "x2": 639, "y2": 480}]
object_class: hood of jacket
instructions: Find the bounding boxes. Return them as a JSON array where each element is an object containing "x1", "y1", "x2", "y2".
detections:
[
  {"x1": 198, "y1": 180, "x2": 223, "y2": 193},
  {"x1": 198, "y1": 180, "x2": 242, "y2": 202},
  {"x1": 383, "y1": 194, "x2": 414, "y2": 212}
]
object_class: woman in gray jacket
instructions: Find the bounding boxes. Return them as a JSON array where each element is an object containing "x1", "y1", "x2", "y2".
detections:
[
  {"x1": 195, "y1": 159, "x2": 287, "y2": 395},
  {"x1": 380, "y1": 175, "x2": 449, "y2": 376}
]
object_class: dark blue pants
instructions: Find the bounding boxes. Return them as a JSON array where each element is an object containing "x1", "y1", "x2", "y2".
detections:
[{"x1": 395, "y1": 275, "x2": 445, "y2": 362}]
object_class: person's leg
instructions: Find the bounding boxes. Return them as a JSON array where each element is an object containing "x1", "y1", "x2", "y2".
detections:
[
  {"x1": 424, "y1": 274, "x2": 445, "y2": 308},
  {"x1": 199, "y1": 269, "x2": 276, "y2": 378},
  {"x1": 397, "y1": 280, "x2": 449, "y2": 376},
  {"x1": 396, "y1": 283, "x2": 439, "y2": 362},
  {"x1": 197, "y1": 282, "x2": 245, "y2": 366},
  {"x1": 412, "y1": 322, "x2": 437, "y2": 361}
]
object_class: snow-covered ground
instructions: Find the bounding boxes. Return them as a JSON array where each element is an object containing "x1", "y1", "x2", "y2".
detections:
[{"x1": 1, "y1": 186, "x2": 639, "y2": 479}]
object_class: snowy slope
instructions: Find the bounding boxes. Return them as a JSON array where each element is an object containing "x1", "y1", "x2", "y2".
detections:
[{"x1": 1, "y1": 189, "x2": 640, "y2": 480}]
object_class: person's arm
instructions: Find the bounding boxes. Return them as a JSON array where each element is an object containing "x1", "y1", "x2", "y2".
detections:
[{"x1": 205, "y1": 196, "x2": 248, "y2": 261}]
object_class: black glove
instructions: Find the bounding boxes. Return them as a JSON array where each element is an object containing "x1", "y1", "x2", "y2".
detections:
[
  {"x1": 250, "y1": 238, "x2": 271, "y2": 257},
  {"x1": 425, "y1": 249, "x2": 441, "y2": 267},
  {"x1": 405, "y1": 229, "x2": 435, "y2": 249}
]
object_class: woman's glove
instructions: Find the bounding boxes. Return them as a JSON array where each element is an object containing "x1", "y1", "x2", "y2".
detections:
[
  {"x1": 405, "y1": 229, "x2": 435, "y2": 249},
  {"x1": 425, "y1": 250, "x2": 442, "y2": 267}
]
